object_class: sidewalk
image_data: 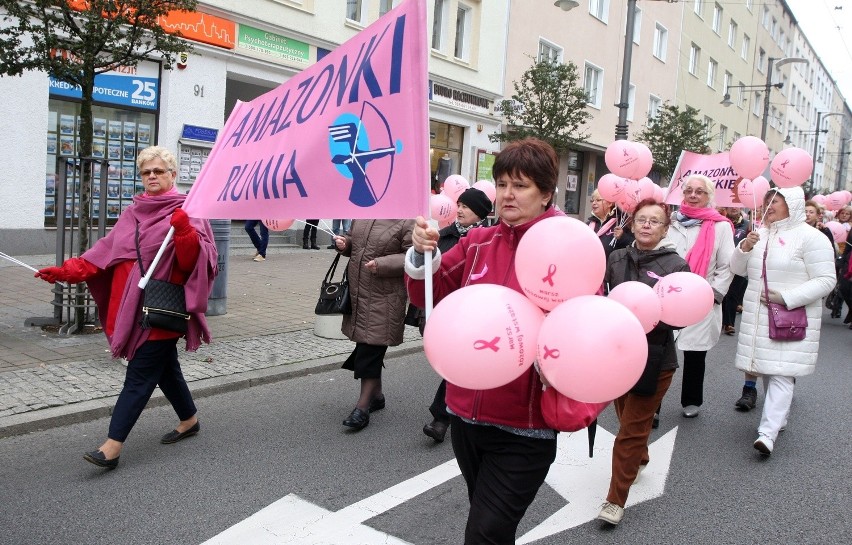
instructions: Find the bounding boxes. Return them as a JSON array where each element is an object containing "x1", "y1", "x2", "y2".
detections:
[{"x1": 0, "y1": 244, "x2": 422, "y2": 438}]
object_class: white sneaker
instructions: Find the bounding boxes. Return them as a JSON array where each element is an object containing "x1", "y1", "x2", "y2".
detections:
[
  {"x1": 253, "y1": 255, "x2": 266, "y2": 262},
  {"x1": 754, "y1": 435, "x2": 774, "y2": 455},
  {"x1": 682, "y1": 405, "x2": 700, "y2": 418},
  {"x1": 597, "y1": 502, "x2": 624, "y2": 525}
]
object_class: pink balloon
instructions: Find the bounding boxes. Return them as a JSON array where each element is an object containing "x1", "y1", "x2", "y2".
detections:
[
  {"x1": 770, "y1": 147, "x2": 813, "y2": 188},
  {"x1": 423, "y1": 284, "x2": 544, "y2": 390},
  {"x1": 736, "y1": 178, "x2": 756, "y2": 206},
  {"x1": 654, "y1": 272, "x2": 714, "y2": 327},
  {"x1": 840, "y1": 190, "x2": 852, "y2": 204},
  {"x1": 438, "y1": 218, "x2": 453, "y2": 229},
  {"x1": 633, "y1": 143, "x2": 654, "y2": 179},
  {"x1": 515, "y1": 217, "x2": 606, "y2": 311},
  {"x1": 442, "y1": 175, "x2": 470, "y2": 201},
  {"x1": 652, "y1": 184, "x2": 665, "y2": 204},
  {"x1": 608, "y1": 281, "x2": 662, "y2": 333},
  {"x1": 637, "y1": 177, "x2": 656, "y2": 201},
  {"x1": 811, "y1": 194, "x2": 826, "y2": 206},
  {"x1": 262, "y1": 219, "x2": 294, "y2": 231},
  {"x1": 730, "y1": 136, "x2": 770, "y2": 179},
  {"x1": 536, "y1": 296, "x2": 648, "y2": 403},
  {"x1": 597, "y1": 173, "x2": 626, "y2": 202},
  {"x1": 617, "y1": 190, "x2": 638, "y2": 214},
  {"x1": 472, "y1": 180, "x2": 496, "y2": 202},
  {"x1": 605, "y1": 140, "x2": 641, "y2": 178},
  {"x1": 826, "y1": 192, "x2": 846, "y2": 211},
  {"x1": 751, "y1": 176, "x2": 770, "y2": 206},
  {"x1": 824, "y1": 221, "x2": 848, "y2": 243},
  {"x1": 430, "y1": 193, "x2": 457, "y2": 222}
]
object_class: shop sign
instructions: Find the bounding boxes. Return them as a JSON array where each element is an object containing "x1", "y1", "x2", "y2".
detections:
[
  {"x1": 48, "y1": 59, "x2": 160, "y2": 111},
  {"x1": 237, "y1": 25, "x2": 310, "y2": 64},
  {"x1": 429, "y1": 80, "x2": 491, "y2": 115},
  {"x1": 181, "y1": 125, "x2": 219, "y2": 143}
]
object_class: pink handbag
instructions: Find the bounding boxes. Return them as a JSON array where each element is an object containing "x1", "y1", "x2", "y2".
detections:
[{"x1": 762, "y1": 245, "x2": 807, "y2": 341}]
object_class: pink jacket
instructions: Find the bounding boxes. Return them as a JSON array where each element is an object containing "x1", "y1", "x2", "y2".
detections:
[{"x1": 407, "y1": 207, "x2": 563, "y2": 429}]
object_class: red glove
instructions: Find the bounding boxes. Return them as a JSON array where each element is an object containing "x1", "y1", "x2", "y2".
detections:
[
  {"x1": 35, "y1": 266, "x2": 65, "y2": 284},
  {"x1": 170, "y1": 208, "x2": 194, "y2": 236}
]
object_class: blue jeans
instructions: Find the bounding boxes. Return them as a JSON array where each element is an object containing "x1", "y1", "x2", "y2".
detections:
[
  {"x1": 332, "y1": 219, "x2": 352, "y2": 235},
  {"x1": 108, "y1": 338, "x2": 196, "y2": 442},
  {"x1": 244, "y1": 220, "x2": 269, "y2": 257}
]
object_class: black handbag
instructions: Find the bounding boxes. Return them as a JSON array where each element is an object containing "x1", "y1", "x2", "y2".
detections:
[
  {"x1": 135, "y1": 224, "x2": 190, "y2": 334},
  {"x1": 315, "y1": 253, "x2": 352, "y2": 315}
]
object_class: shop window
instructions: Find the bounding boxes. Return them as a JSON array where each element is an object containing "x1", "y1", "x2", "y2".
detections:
[
  {"x1": 430, "y1": 119, "x2": 464, "y2": 193},
  {"x1": 46, "y1": 99, "x2": 155, "y2": 227}
]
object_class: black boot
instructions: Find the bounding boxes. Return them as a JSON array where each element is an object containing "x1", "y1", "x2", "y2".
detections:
[{"x1": 302, "y1": 240, "x2": 309, "y2": 249}]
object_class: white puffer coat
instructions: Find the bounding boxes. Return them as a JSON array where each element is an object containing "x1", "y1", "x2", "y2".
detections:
[
  {"x1": 666, "y1": 212, "x2": 735, "y2": 351},
  {"x1": 730, "y1": 187, "x2": 836, "y2": 376}
]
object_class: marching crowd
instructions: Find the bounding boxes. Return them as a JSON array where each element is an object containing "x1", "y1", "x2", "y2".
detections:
[{"x1": 32, "y1": 140, "x2": 851, "y2": 544}]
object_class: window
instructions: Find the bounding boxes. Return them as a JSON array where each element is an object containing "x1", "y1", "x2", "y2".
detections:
[
  {"x1": 728, "y1": 20, "x2": 737, "y2": 48},
  {"x1": 689, "y1": 44, "x2": 701, "y2": 76},
  {"x1": 762, "y1": 7, "x2": 770, "y2": 29},
  {"x1": 584, "y1": 62, "x2": 604, "y2": 108},
  {"x1": 745, "y1": 0, "x2": 752, "y2": 11},
  {"x1": 454, "y1": 4, "x2": 471, "y2": 60},
  {"x1": 653, "y1": 23, "x2": 668, "y2": 61},
  {"x1": 741, "y1": 34, "x2": 750, "y2": 60},
  {"x1": 631, "y1": 7, "x2": 642, "y2": 44},
  {"x1": 694, "y1": 0, "x2": 704, "y2": 18},
  {"x1": 346, "y1": 0, "x2": 365, "y2": 24},
  {"x1": 431, "y1": 0, "x2": 447, "y2": 51},
  {"x1": 707, "y1": 59, "x2": 717, "y2": 88},
  {"x1": 718, "y1": 124, "x2": 728, "y2": 151},
  {"x1": 712, "y1": 4, "x2": 722, "y2": 33},
  {"x1": 737, "y1": 82, "x2": 746, "y2": 108},
  {"x1": 758, "y1": 48, "x2": 766, "y2": 73},
  {"x1": 723, "y1": 71, "x2": 732, "y2": 95},
  {"x1": 538, "y1": 39, "x2": 562, "y2": 63},
  {"x1": 703, "y1": 115, "x2": 713, "y2": 139},
  {"x1": 752, "y1": 92, "x2": 762, "y2": 117},
  {"x1": 590, "y1": 0, "x2": 609, "y2": 23},
  {"x1": 648, "y1": 94, "x2": 662, "y2": 122},
  {"x1": 379, "y1": 0, "x2": 395, "y2": 16}
]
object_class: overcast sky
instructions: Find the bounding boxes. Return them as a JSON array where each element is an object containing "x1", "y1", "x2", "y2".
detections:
[{"x1": 785, "y1": 0, "x2": 852, "y2": 105}]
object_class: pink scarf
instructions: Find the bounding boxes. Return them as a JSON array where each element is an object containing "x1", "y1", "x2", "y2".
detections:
[{"x1": 679, "y1": 204, "x2": 733, "y2": 278}]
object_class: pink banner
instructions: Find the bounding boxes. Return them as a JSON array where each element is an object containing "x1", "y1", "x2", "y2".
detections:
[
  {"x1": 183, "y1": 0, "x2": 429, "y2": 220},
  {"x1": 665, "y1": 150, "x2": 752, "y2": 208}
]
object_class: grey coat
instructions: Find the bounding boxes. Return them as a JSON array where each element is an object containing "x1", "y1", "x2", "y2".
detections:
[{"x1": 341, "y1": 219, "x2": 414, "y2": 346}]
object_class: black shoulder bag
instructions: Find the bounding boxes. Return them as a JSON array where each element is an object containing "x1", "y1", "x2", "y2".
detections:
[
  {"x1": 135, "y1": 223, "x2": 190, "y2": 334},
  {"x1": 315, "y1": 253, "x2": 352, "y2": 315}
]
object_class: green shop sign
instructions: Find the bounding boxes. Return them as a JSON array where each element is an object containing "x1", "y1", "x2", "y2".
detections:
[{"x1": 237, "y1": 25, "x2": 309, "y2": 64}]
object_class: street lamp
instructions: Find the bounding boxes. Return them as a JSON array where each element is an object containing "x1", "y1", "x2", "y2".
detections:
[
  {"x1": 553, "y1": 0, "x2": 579, "y2": 10},
  {"x1": 809, "y1": 112, "x2": 846, "y2": 195},
  {"x1": 720, "y1": 56, "x2": 808, "y2": 142},
  {"x1": 614, "y1": 0, "x2": 638, "y2": 140},
  {"x1": 783, "y1": 127, "x2": 827, "y2": 146}
]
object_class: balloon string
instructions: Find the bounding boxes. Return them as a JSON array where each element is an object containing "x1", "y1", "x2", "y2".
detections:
[{"x1": 756, "y1": 188, "x2": 779, "y2": 230}]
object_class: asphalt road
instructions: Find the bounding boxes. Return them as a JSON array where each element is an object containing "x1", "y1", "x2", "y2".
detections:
[{"x1": 1, "y1": 314, "x2": 850, "y2": 545}]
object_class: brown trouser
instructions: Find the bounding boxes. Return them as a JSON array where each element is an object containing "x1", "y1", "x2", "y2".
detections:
[{"x1": 606, "y1": 369, "x2": 675, "y2": 507}]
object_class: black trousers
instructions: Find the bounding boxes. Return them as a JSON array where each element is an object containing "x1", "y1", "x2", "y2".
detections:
[
  {"x1": 680, "y1": 350, "x2": 707, "y2": 408},
  {"x1": 722, "y1": 274, "x2": 747, "y2": 327},
  {"x1": 428, "y1": 380, "x2": 450, "y2": 422},
  {"x1": 108, "y1": 338, "x2": 196, "y2": 442},
  {"x1": 303, "y1": 220, "x2": 319, "y2": 244},
  {"x1": 450, "y1": 416, "x2": 557, "y2": 544}
]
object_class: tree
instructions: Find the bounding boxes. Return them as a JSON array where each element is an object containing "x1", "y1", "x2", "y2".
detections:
[
  {"x1": 489, "y1": 57, "x2": 591, "y2": 153},
  {"x1": 636, "y1": 103, "x2": 712, "y2": 181},
  {"x1": 0, "y1": 0, "x2": 196, "y2": 328}
]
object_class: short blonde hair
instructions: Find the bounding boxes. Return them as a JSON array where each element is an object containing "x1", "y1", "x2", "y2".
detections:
[{"x1": 136, "y1": 145, "x2": 177, "y2": 172}]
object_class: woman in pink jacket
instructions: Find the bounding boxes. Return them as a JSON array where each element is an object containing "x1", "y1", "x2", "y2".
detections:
[{"x1": 406, "y1": 138, "x2": 560, "y2": 544}]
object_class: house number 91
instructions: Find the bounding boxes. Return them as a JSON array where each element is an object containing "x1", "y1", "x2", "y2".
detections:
[{"x1": 194, "y1": 85, "x2": 204, "y2": 97}]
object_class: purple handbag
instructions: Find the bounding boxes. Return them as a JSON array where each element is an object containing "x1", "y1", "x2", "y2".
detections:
[{"x1": 762, "y1": 246, "x2": 807, "y2": 341}]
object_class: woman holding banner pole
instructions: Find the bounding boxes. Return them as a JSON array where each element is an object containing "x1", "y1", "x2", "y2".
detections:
[
  {"x1": 34, "y1": 145, "x2": 217, "y2": 470},
  {"x1": 406, "y1": 138, "x2": 562, "y2": 544}
]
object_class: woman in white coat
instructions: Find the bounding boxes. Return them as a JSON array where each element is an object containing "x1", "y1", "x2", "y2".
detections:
[
  {"x1": 665, "y1": 175, "x2": 734, "y2": 418},
  {"x1": 732, "y1": 187, "x2": 835, "y2": 455}
]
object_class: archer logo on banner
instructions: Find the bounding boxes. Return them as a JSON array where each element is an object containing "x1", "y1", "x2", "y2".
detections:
[{"x1": 182, "y1": 0, "x2": 429, "y2": 220}]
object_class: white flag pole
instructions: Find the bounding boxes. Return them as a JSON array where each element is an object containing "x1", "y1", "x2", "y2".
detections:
[{"x1": 138, "y1": 226, "x2": 175, "y2": 289}]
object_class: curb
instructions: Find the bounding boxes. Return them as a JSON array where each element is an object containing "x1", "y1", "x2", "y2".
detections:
[{"x1": 0, "y1": 341, "x2": 423, "y2": 439}]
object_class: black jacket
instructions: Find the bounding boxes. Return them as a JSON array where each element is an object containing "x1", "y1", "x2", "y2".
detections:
[{"x1": 587, "y1": 213, "x2": 635, "y2": 261}]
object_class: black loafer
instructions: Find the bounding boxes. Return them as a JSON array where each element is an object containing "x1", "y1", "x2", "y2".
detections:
[
  {"x1": 83, "y1": 450, "x2": 119, "y2": 469},
  {"x1": 423, "y1": 420, "x2": 449, "y2": 443},
  {"x1": 160, "y1": 421, "x2": 200, "y2": 444},
  {"x1": 369, "y1": 395, "x2": 386, "y2": 412},
  {"x1": 343, "y1": 408, "x2": 369, "y2": 430}
]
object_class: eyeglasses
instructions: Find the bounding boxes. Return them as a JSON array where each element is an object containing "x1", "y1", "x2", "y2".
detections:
[
  {"x1": 591, "y1": 198, "x2": 604, "y2": 203},
  {"x1": 634, "y1": 217, "x2": 664, "y2": 227},
  {"x1": 682, "y1": 188, "x2": 708, "y2": 196},
  {"x1": 139, "y1": 168, "x2": 171, "y2": 178}
]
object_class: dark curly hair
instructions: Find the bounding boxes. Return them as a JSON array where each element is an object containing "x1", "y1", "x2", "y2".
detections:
[{"x1": 492, "y1": 138, "x2": 558, "y2": 208}]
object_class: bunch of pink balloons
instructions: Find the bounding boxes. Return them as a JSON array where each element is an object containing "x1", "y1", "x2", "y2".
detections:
[
  {"x1": 600, "y1": 141, "x2": 664, "y2": 213},
  {"x1": 822, "y1": 190, "x2": 852, "y2": 211},
  {"x1": 736, "y1": 176, "x2": 771, "y2": 209}
]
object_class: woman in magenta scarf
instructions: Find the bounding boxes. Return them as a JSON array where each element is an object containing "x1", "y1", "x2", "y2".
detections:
[
  {"x1": 35, "y1": 146, "x2": 217, "y2": 470},
  {"x1": 663, "y1": 174, "x2": 734, "y2": 421}
]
